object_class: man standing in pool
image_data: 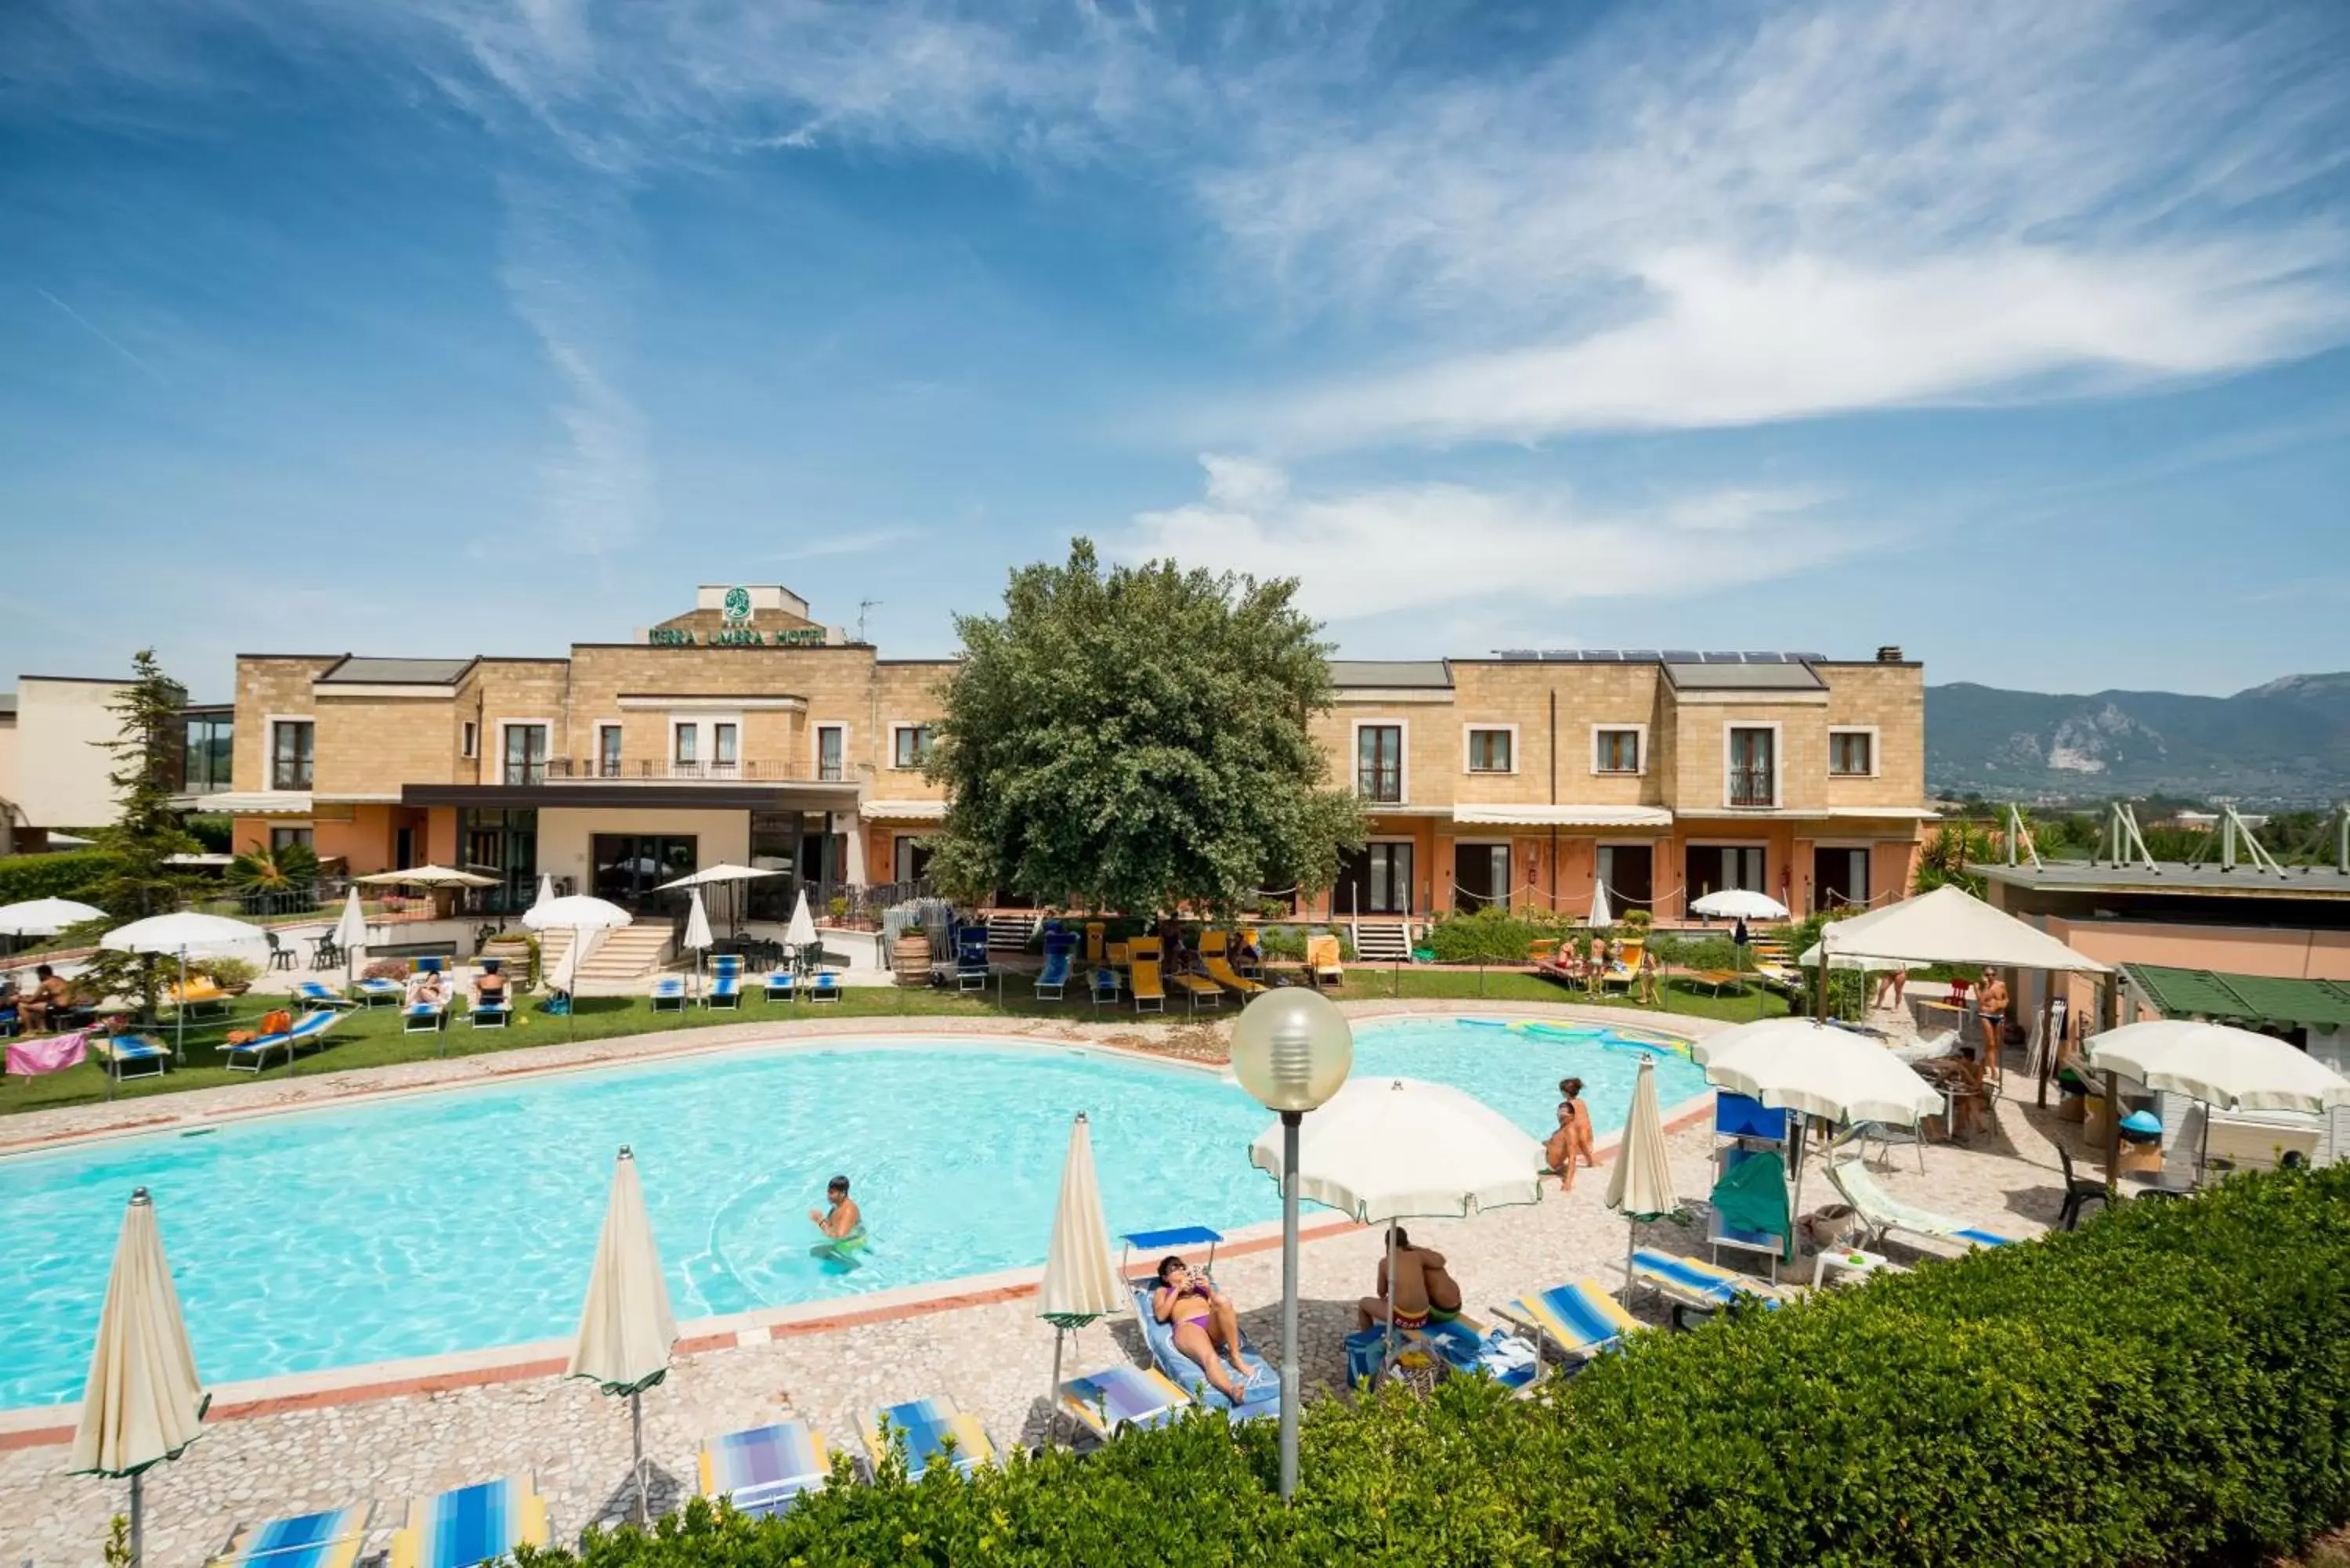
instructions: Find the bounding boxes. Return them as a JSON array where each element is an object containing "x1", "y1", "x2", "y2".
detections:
[{"x1": 810, "y1": 1175, "x2": 862, "y2": 1241}]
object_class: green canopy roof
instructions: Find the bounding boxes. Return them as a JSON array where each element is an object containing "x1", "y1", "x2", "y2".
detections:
[{"x1": 2122, "y1": 964, "x2": 2350, "y2": 1031}]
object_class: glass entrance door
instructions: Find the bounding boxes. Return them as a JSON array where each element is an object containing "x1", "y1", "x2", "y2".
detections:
[
  {"x1": 1336, "y1": 842, "x2": 1414, "y2": 916},
  {"x1": 1597, "y1": 844, "x2": 1653, "y2": 910},
  {"x1": 1813, "y1": 847, "x2": 1870, "y2": 912},
  {"x1": 1453, "y1": 843, "x2": 1509, "y2": 912},
  {"x1": 591, "y1": 834, "x2": 698, "y2": 909}
]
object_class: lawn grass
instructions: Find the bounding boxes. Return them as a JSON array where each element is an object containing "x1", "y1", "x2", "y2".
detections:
[{"x1": 2, "y1": 968, "x2": 1791, "y2": 1118}]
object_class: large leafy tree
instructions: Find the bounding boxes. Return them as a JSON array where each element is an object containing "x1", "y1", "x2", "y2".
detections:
[{"x1": 924, "y1": 539, "x2": 1366, "y2": 915}]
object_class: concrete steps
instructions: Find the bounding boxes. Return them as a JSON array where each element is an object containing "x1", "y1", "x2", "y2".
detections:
[
  {"x1": 537, "y1": 924, "x2": 674, "y2": 983},
  {"x1": 1352, "y1": 920, "x2": 1412, "y2": 963}
]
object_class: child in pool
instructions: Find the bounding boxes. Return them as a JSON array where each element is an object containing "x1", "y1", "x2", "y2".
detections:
[{"x1": 809, "y1": 1175, "x2": 862, "y2": 1241}]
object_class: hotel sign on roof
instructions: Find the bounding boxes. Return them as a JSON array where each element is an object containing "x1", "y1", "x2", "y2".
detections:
[{"x1": 648, "y1": 627, "x2": 828, "y2": 648}]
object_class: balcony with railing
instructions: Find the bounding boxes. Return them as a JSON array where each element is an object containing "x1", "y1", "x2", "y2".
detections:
[
  {"x1": 526, "y1": 757, "x2": 813, "y2": 784},
  {"x1": 1356, "y1": 766, "x2": 1404, "y2": 805},
  {"x1": 1726, "y1": 765, "x2": 1777, "y2": 807}
]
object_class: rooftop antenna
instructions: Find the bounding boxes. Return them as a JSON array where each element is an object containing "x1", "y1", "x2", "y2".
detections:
[
  {"x1": 857, "y1": 598, "x2": 881, "y2": 644},
  {"x1": 2218, "y1": 804, "x2": 2287, "y2": 877},
  {"x1": 2005, "y1": 803, "x2": 2042, "y2": 869},
  {"x1": 2106, "y1": 801, "x2": 2159, "y2": 874}
]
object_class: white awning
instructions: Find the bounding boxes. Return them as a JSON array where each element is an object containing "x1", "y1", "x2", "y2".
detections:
[
  {"x1": 1821, "y1": 884, "x2": 2109, "y2": 973},
  {"x1": 860, "y1": 799, "x2": 949, "y2": 822},
  {"x1": 1452, "y1": 804, "x2": 1672, "y2": 828},
  {"x1": 204, "y1": 791, "x2": 313, "y2": 815},
  {"x1": 1822, "y1": 806, "x2": 1942, "y2": 820}
]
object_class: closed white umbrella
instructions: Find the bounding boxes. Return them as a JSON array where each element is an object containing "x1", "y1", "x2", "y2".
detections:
[
  {"x1": 331, "y1": 889, "x2": 369, "y2": 987},
  {"x1": 1039, "y1": 1112, "x2": 1123, "y2": 1447},
  {"x1": 568, "y1": 1147, "x2": 678, "y2": 1524},
  {"x1": 1250, "y1": 1076, "x2": 1545, "y2": 1367},
  {"x1": 70, "y1": 1188, "x2": 208, "y2": 1568},
  {"x1": 1605, "y1": 1054, "x2": 1678, "y2": 1302},
  {"x1": 103, "y1": 912, "x2": 268, "y2": 1064},
  {"x1": 784, "y1": 889, "x2": 818, "y2": 950},
  {"x1": 1690, "y1": 889, "x2": 1789, "y2": 921},
  {"x1": 530, "y1": 873, "x2": 555, "y2": 913},
  {"x1": 0, "y1": 897, "x2": 106, "y2": 937},
  {"x1": 1694, "y1": 1016, "x2": 1944, "y2": 1220},
  {"x1": 1589, "y1": 877, "x2": 1612, "y2": 931},
  {"x1": 2088, "y1": 1020, "x2": 2350, "y2": 1115},
  {"x1": 681, "y1": 889, "x2": 713, "y2": 1013}
]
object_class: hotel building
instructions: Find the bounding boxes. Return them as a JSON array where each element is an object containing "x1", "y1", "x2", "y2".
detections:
[{"x1": 208, "y1": 584, "x2": 1932, "y2": 923}]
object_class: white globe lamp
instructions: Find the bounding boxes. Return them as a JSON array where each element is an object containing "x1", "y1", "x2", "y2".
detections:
[{"x1": 1230, "y1": 987, "x2": 1353, "y2": 1499}]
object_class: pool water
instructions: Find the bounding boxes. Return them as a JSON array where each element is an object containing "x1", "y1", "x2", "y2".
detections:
[{"x1": 0, "y1": 1017, "x2": 1701, "y2": 1407}]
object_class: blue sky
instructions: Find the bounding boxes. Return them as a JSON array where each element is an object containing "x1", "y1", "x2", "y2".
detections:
[{"x1": 4, "y1": 0, "x2": 2348, "y2": 703}]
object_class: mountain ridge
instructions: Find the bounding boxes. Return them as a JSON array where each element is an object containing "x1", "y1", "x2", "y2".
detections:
[{"x1": 1926, "y1": 672, "x2": 2350, "y2": 805}]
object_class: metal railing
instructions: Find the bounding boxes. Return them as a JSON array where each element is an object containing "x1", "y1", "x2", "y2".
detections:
[
  {"x1": 1726, "y1": 766, "x2": 1776, "y2": 807},
  {"x1": 1355, "y1": 769, "x2": 1403, "y2": 804},
  {"x1": 537, "y1": 758, "x2": 808, "y2": 782}
]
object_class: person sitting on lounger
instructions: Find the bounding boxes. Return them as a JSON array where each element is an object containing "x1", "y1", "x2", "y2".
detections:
[
  {"x1": 1152, "y1": 1255, "x2": 1253, "y2": 1403},
  {"x1": 809, "y1": 1175, "x2": 862, "y2": 1240},
  {"x1": 475, "y1": 966, "x2": 508, "y2": 1007},
  {"x1": 407, "y1": 970, "x2": 446, "y2": 1009},
  {"x1": 19, "y1": 965, "x2": 70, "y2": 1034},
  {"x1": 1358, "y1": 1227, "x2": 1459, "y2": 1334},
  {"x1": 1544, "y1": 1077, "x2": 1597, "y2": 1188}
]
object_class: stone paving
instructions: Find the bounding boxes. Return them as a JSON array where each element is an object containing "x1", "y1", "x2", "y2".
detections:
[{"x1": 0, "y1": 1001, "x2": 2100, "y2": 1566}]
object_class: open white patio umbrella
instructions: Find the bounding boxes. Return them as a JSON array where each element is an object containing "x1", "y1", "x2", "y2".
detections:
[
  {"x1": 1690, "y1": 889, "x2": 1789, "y2": 922},
  {"x1": 1251, "y1": 1076, "x2": 1546, "y2": 1367},
  {"x1": 103, "y1": 912, "x2": 269, "y2": 1064},
  {"x1": 2090, "y1": 1021, "x2": 2350, "y2": 1181},
  {"x1": 1694, "y1": 1017, "x2": 1943, "y2": 1220},
  {"x1": 568, "y1": 1147, "x2": 678, "y2": 1525},
  {"x1": 525, "y1": 896, "x2": 633, "y2": 1038},
  {"x1": 70, "y1": 1188, "x2": 208, "y2": 1568},
  {"x1": 349, "y1": 865, "x2": 500, "y2": 888},
  {"x1": 656, "y1": 863, "x2": 783, "y2": 939},
  {"x1": 1796, "y1": 943, "x2": 1907, "y2": 972},
  {"x1": 680, "y1": 888, "x2": 713, "y2": 1013},
  {"x1": 331, "y1": 888, "x2": 369, "y2": 987},
  {"x1": 1606, "y1": 1055, "x2": 1679, "y2": 1303},
  {"x1": 0, "y1": 897, "x2": 106, "y2": 937},
  {"x1": 1039, "y1": 1112, "x2": 1123, "y2": 1447},
  {"x1": 1589, "y1": 877, "x2": 1612, "y2": 930}
]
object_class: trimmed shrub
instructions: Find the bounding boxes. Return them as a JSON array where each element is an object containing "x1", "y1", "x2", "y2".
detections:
[
  {"x1": 514, "y1": 1166, "x2": 2350, "y2": 1568},
  {"x1": 1426, "y1": 906, "x2": 1540, "y2": 963},
  {"x1": 0, "y1": 849, "x2": 117, "y2": 905}
]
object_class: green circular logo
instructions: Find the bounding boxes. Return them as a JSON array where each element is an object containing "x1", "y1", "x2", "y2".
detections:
[{"x1": 722, "y1": 586, "x2": 752, "y2": 623}]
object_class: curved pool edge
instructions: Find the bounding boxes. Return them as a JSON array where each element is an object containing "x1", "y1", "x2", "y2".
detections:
[{"x1": 0, "y1": 999, "x2": 1714, "y2": 1162}]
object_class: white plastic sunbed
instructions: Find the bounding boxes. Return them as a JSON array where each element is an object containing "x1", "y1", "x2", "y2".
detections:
[{"x1": 1827, "y1": 1158, "x2": 2012, "y2": 1252}]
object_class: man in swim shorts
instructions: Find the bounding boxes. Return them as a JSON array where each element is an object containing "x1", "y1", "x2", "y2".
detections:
[
  {"x1": 1358, "y1": 1226, "x2": 1461, "y2": 1332},
  {"x1": 1976, "y1": 970, "x2": 2008, "y2": 1086},
  {"x1": 809, "y1": 1174, "x2": 862, "y2": 1240}
]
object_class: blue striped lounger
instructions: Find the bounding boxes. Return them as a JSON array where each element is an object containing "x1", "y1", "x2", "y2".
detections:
[{"x1": 700, "y1": 1418, "x2": 831, "y2": 1517}]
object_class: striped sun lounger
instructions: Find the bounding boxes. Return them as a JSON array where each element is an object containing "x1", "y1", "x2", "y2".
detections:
[
  {"x1": 1828, "y1": 1159, "x2": 2012, "y2": 1252},
  {"x1": 700, "y1": 1417, "x2": 833, "y2": 1519},
  {"x1": 386, "y1": 1476, "x2": 548, "y2": 1568},
  {"x1": 291, "y1": 981, "x2": 356, "y2": 1012},
  {"x1": 1629, "y1": 1248, "x2": 1787, "y2": 1319},
  {"x1": 1058, "y1": 1364, "x2": 1194, "y2": 1443},
  {"x1": 650, "y1": 977, "x2": 688, "y2": 1013},
  {"x1": 222, "y1": 1009, "x2": 338, "y2": 1072},
  {"x1": 856, "y1": 1396, "x2": 996, "y2": 1482},
  {"x1": 352, "y1": 977, "x2": 403, "y2": 1008},
  {"x1": 209, "y1": 1503, "x2": 373, "y2": 1568},
  {"x1": 1493, "y1": 1277, "x2": 1645, "y2": 1372}
]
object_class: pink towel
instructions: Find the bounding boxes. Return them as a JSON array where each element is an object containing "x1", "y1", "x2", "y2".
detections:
[{"x1": 5, "y1": 1028, "x2": 91, "y2": 1078}]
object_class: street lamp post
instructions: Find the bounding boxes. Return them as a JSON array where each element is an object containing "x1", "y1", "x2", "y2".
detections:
[{"x1": 1229, "y1": 988, "x2": 1354, "y2": 1501}]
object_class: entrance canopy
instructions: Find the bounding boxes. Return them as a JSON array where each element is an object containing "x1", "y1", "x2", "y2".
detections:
[{"x1": 1820, "y1": 884, "x2": 2106, "y2": 972}]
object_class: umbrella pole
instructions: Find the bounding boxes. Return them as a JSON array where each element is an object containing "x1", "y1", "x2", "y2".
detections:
[
  {"x1": 1382, "y1": 1226, "x2": 1399, "y2": 1382},
  {"x1": 1622, "y1": 1222, "x2": 1637, "y2": 1307},
  {"x1": 1047, "y1": 1327, "x2": 1065, "y2": 1451},
  {"x1": 175, "y1": 949, "x2": 187, "y2": 1065},
  {"x1": 631, "y1": 1389, "x2": 647, "y2": 1526},
  {"x1": 129, "y1": 1470, "x2": 143, "y2": 1568}
]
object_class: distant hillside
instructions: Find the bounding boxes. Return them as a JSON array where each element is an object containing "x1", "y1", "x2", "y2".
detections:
[{"x1": 1926, "y1": 673, "x2": 2350, "y2": 806}]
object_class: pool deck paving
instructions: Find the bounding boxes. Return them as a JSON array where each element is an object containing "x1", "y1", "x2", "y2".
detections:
[{"x1": 0, "y1": 1002, "x2": 2101, "y2": 1565}]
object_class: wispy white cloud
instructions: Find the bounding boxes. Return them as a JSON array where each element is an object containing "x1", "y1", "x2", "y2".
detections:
[
  {"x1": 35, "y1": 287, "x2": 168, "y2": 384},
  {"x1": 1199, "y1": 0, "x2": 2350, "y2": 446},
  {"x1": 1116, "y1": 455, "x2": 1853, "y2": 623}
]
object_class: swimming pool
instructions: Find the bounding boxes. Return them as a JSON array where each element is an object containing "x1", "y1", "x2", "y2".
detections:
[{"x1": 0, "y1": 1016, "x2": 1703, "y2": 1407}]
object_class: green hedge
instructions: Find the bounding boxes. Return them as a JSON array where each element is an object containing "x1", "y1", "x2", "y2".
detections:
[
  {"x1": 518, "y1": 1166, "x2": 2350, "y2": 1567},
  {"x1": 0, "y1": 849, "x2": 117, "y2": 905}
]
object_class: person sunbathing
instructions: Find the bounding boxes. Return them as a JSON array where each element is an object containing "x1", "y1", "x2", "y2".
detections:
[
  {"x1": 1544, "y1": 1077, "x2": 1596, "y2": 1188},
  {"x1": 1152, "y1": 1256, "x2": 1253, "y2": 1402},
  {"x1": 474, "y1": 966, "x2": 508, "y2": 1006},
  {"x1": 407, "y1": 971, "x2": 446, "y2": 1009}
]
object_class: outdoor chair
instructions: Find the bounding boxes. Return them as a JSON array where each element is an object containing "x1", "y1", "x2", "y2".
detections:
[
  {"x1": 292, "y1": 981, "x2": 356, "y2": 1013},
  {"x1": 310, "y1": 934, "x2": 342, "y2": 971},
  {"x1": 1033, "y1": 934, "x2": 1073, "y2": 1001},
  {"x1": 706, "y1": 955, "x2": 743, "y2": 1010},
  {"x1": 386, "y1": 1476, "x2": 547, "y2": 1568},
  {"x1": 650, "y1": 976, "x2": 688, "y2": 1013},
  {"x1": 1828, "y1": 1158, "x2": 2012, "y2": 1252},
  {"x1": 855, "y1": 1396, "x2": 999, "y2": 1482},
  {"x1": 222, "y1": 1009, "x2": 338, "y2": 1071},
  {"x1": 352, "y1": 977, "x2": 403, "y2": 1008},
  {"x1": 807, "y1": 972, "x2": 841, "y2": 1004},
  {"x1": 265, "y1": 930, "x2": 295, "y2": 972},
  {"x1": 1628, "y1": 1248, "x2": 1789, "y2": 1328},
  {"x1": 763, "y1": 970, "x2": 797, "y2": 1003},
  {"x1": 700, "y1": 1417, "x2": 836, "y2": 1519},
  {"x1": 1056, "y1": 1364, "x2": 1194, "y2": 1447},
  {"x1": 2055, "y1": 1143, "x2": 2111, "y2": 1230},
  {"x1": 1198, "y1": 930, "x2": 1264, "y2": 997},
  {"x1": 1492, "y1": 1278, "x2": 1644, "y2": 1375},
  {"x1": 208, "y1": 1501, "x2": 374, "y2": 1568}
]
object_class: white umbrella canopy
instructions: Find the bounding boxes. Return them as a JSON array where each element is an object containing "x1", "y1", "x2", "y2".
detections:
[
  {"x1": 0, "y1": 897, "x2": 106, "y2": 936},
  {"x1": 1589, "y1": 878, "x2": 1613, "y2": 930},
  {"x1": 1694, "y1": 1017, "x2": 1946, "y2": 1126},
  {"x1": 654, "y1": 862, "x2": 783, "y2": 891},
  {"x1": 682, "y1": 889, "x2": 713, "y2": 952},
  {"x1": 71, "y1": 1189, "x2": 208, "y2": 1567},
  {"x1": 784, "y1": 889, "x2": 819, "y2": 949},
  {"x1": 530, "y1": 873, "x2": 555, "y2": 913},
  {"x1": 523, "y1": 895, "x2": 634, "y2": 934},
  {"x1": 102, "y1": 912, "x2": 266, "y2": 958},
  {"x1": 1796, "y1": 942, "x2": 1908, "y2": 973},
  {"x1": 1249, "y1": 1076, "x2": 1547, "y2": 1223},
  {"x1": 349, "y1": 865, "x2": 500, "y2": 888},
  {"x1": 1039, "y1": 1112, "x2": 1124, "y2": 1446},
  {"x1": 2089, "y1": 1021, "x2": 2350, "y2": 1115},
  {"x1": 1690, "y1": 889, "x2": 1790, "y2": 921},
  {"x1": 568, "y1": 1147, "x2": 678, "y2": 1524},
  {"x1": 1607, "y1": 1055, "x2": 1679, "y2": 1302},
  {"x1": 1818, "y1": 884, "x2": 2106, "y2": 972}
]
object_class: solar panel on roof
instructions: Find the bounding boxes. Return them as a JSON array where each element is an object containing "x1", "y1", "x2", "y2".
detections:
[
  {"x1": 1741, "y1": 652, "x2": 1788, "y2": 663},
  {"x1": 1621, "y1": 649, "x2": 1659, "y2": 660},
  {"x1": 1583, "y1": 649, "x2": 1621, "y2": 661},
  {"x1": 1791, "y1": 652, "x2": 1826, "y2": 663},
  {"x1": 1661, "y1": 649, "x2": 1701, "y2": 663},
  {"x1": 1495, "y1": 649, "x2": 1539, "y2": 660},
  {"x1": 1539, "y1": 649, "x2": 1581, "y2": 660},
  {"x1": 1701, "y1": 651, "x2": 1742, "y2": 663}
]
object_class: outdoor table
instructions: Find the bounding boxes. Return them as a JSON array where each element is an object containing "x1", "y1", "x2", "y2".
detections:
[{"x1": 1813, "y1": 1246, "x2": 1908, "y2": 1290}]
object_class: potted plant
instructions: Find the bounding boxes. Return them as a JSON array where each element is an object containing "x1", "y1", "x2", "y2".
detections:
[{"x1": 207, "y1": 956, "x2": 261, "y2": 996}]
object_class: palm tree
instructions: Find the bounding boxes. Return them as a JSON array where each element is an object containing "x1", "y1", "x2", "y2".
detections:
[
  {"x1": 229, "y1": 840, "x2": 320, "y2": 912},
  {"x1": 1911, "y1": 822, "x2": 1989, "y2": 896}
]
